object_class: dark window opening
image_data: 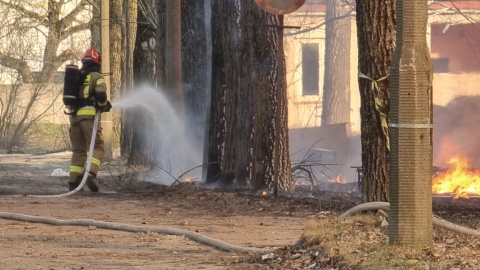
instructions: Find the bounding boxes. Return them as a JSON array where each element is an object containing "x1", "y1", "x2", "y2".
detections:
[
  {"x1": 302, "y1": 43, "x2": 319, "y2": 96},
  {"x1": 432, "y1": 58, "x2": 449, "y2": 73}
]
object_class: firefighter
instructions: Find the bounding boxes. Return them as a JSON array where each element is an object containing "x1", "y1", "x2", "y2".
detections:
[{"x1": 68, "y1": 48, "x2": 112, "y2": 192}]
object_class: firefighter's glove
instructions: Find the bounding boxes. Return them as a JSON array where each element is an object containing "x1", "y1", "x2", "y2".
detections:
[{"x1": 98, "y1": 100, "x2": 112, "y2": 113}]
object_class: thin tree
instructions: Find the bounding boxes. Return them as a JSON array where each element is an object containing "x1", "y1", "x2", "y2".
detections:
[
  {"x1": 0, "y1": 0, "x2": 91, "y2": 151},
  {"x1": 321, "y1": 0, "x2": 351, "y2": 125},
  {"x1": 355, "y1": 0, "x2": 396, "y2": 202}
]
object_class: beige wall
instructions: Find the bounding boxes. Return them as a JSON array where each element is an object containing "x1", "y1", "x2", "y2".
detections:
[
  {"x1": 284, "y1": 12, "x2": 360, "y2": 133},
  {"x1": 285, "y1": 9, "x2": 480, "y2": 134},
  {"x1": 0, "y1": 84, "x2": 68, "y2": 125}
]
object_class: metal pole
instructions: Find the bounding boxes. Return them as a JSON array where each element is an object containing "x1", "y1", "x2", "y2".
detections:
[{"x1": 165, "y1": 0, "x2": 183, "y2": 114}]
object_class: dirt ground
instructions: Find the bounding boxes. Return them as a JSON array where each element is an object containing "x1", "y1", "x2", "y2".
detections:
[
  {"x1": 0, "y1": 152, "x2": 479, "y2": 270},
  {"x1": 0, "y1": 152, "x2": 357, "y2": 270}
]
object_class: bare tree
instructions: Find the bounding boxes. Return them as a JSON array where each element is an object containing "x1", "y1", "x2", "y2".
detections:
[
  {"x1": 321, "y1": 0, "x2": 351, "y2": 125},
  {"x1": 0, "y1": 0, "x2": 91, "y2": 152}
]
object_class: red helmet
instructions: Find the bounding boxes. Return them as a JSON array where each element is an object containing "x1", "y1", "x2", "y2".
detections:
[{"x1": 82, "y1": 48, "x2": 101, "y2": 64}]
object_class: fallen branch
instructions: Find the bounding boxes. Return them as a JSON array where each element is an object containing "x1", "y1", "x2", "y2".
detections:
[
  {"x1": 0, "y1": 211, "x2": 275, "y2": 253},
  {"x1": 340, "y1": 202, "x2": 480, "y2": 236}
]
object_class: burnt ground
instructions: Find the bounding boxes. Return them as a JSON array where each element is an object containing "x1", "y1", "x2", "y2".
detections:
[{"x1": 0, "y1": 152, "x2": 479, "y2": 270}]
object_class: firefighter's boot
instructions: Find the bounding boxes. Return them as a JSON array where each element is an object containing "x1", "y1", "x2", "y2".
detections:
[
  {"x1": 68, "y1": 175, "x2": 84, "y2": 191},
  {"x1": 84, "y1": 171, "x2": 99, "y2": 192}
]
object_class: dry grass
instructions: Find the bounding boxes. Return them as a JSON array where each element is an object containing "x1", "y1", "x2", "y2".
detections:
[{"x1": 301, "y1": 213, "x2": 480, "y2": 269}]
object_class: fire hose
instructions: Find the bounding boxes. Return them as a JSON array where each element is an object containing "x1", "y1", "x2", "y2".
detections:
[
  {"x1": 1, "y1": 113, "x2": 477, "y2": 252},
  {"x1": 0, "y1": 203, "x2": 477, "y2": 253},
  {"x1": 0, "y1": 110, "x2": 276, "y2": 253},
  {"x1": 0, "y1": 211, "x2": 275, "y2": 253},
  {"x1": 340, "y1": 202, "x2": 480, "y2": 236}
]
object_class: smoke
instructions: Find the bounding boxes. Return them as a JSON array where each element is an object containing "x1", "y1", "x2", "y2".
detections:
[
  {"x1": 289, "y1": 124, "x2": 361, "y2": 184},
  {"x1": 433, "y1": 95, "x2": 480, "y2": 168},
  {"x1": 112, "y1": 86, "x2": 202, "y2": 185}
]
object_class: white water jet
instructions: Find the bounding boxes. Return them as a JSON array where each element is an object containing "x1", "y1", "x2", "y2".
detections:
[{"x1": 112, "y1": 85, "x2": 202, "y2": 185}]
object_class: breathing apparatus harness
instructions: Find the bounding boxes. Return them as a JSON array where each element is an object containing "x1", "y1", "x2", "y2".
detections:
[{"x1": 62, "y1": 63, "x2": 100, "y2": 115}]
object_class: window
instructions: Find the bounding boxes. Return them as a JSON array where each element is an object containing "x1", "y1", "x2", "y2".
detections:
[
  {"x1": 302, "y1": 43, "x2": 320, "y2": 96},
  {"x1": 432, "y1": 58, "x2": 449, "y2": 73},
  {"x1": 431, "y1": 23, "x2": 480, "y2": 73}
]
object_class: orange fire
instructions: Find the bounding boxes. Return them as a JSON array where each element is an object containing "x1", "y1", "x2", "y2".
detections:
[
  {"x1": 432, "y1": 156, "x2": 480, "y2": 199},
  {"x1": 184, "y1": 177, "x2": 193, "y2": 183},
  {"x1": 329, "y1": 175, "x2": 346, "y2": 184}
]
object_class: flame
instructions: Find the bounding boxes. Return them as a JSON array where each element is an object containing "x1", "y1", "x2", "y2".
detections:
[
  {"x1": 329, "y1": 175, "x2": 346, "y2": 184},
  {"x1": 432, "y1": 156, "x2": 480, "y2": 199},
  {"x1": 184, "y1": 177, "x2": 192, "y2": 183}
]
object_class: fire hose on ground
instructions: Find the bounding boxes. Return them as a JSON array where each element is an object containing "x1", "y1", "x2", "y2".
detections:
[
  {"x1": 0, "y1": 110, "x2": 276, "y2": 253},
  {"x1": 0, "y1": 211, "x2": 274, "y2": 253},
  {"x1": 340, "y1": 202, "x2": 480, "y2": 236},
  {"x1": 0, "y1": 202, "x2": 478, "y2": 254}
]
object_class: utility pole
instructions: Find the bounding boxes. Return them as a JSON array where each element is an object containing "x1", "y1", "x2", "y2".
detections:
[
  {"x1": 165, "y1": 0, "x2": 183, "y2": 115},
  {"x1": 101, "y1": 0, "x2": 113, "y2": 158},
  {"x1": 389, "y1": 0, "x2": 433, "y2": 246}
]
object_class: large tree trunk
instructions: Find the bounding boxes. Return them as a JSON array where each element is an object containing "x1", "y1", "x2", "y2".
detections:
[
  {"x1": 254, "y1": 15, "x2": 292, "y2": 191},
  {"x1": 181, "y1": 0, "x2": 209, "y2": 149},
  {"x1": 207, "y1": 0, "x2": 291, "y2": 190},
  {"x1": 389, "y1": 0, "x2": 433, "y2": 246},
  {"x1": 321, "y1": 0, "x2": 351, "y2": 125},
  {"x1": 355, "y1": 0, "x2": 396, "y2": 202}
]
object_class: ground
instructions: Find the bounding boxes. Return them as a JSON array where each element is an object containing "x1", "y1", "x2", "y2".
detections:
[{"x1": 0, "y1": 152, "x2": 479, "y2": 270}]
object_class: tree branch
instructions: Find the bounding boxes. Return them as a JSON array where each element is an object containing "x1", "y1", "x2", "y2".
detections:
[
  {"x1": 0, "y1": 54, "x2": 34, "y2": 83},
  {"x1": 285, "y1": 11, "x2": 353, "y2": 37},
  {"x1": 59, "y1": 0, "x2": 90, "y2": 29},
  {"x1": 0, "y1": 0, "x2": 48, "y2": 26},
  {"x1": 61, "y1": 23, "x2": 90, "y2": 40}
]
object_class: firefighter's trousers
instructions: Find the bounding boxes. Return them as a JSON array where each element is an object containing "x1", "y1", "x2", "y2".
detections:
[{"x1": 68, "y1": 116, "x2": 104, "y2": 183}]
